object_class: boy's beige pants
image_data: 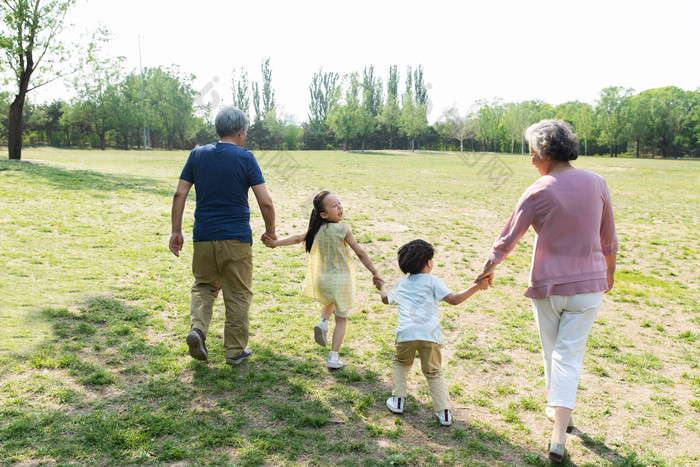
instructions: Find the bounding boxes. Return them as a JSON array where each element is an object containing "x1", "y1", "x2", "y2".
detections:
[
  {"x1": 392, "y1": 340, "x2": 451, "y2": 412},
  {"x1": 190, "y1": 240, "x2": 253, "y2": 359}
]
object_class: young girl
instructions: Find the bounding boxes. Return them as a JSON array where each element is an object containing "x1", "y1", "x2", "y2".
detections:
[{"x1": 263, "y1": 191, "x2": 383, "y2": 369}]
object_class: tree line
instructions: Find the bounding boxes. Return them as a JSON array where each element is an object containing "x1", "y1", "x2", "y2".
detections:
[{"x1": 1, "y1": 1, "x2": 698, "y2": 159}]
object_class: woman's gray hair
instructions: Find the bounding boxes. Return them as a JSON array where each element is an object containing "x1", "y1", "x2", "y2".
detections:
[
  {"x1": 525, "y1": 119, "x2": 579, "y2": 162},
  {"x1": 215, "y1": 106, "x2": 249, "y2": 138}
]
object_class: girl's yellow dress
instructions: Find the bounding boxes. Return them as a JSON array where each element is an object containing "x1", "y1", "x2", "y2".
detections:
[{"x1": 301, "y1": 222, "x2": 356, "y2": 317}]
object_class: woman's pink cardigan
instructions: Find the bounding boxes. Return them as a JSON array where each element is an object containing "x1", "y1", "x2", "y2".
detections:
[{"x1": 488, "y1": 169, "x2": 618, "y2": 299}]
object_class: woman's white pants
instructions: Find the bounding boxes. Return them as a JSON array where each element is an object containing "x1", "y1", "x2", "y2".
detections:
[{"x1": 531, "y1": 292, "x2": 604, "y2": 410}]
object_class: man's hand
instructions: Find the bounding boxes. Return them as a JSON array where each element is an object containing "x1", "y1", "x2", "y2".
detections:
[
  {"x1": 261, "y1": 231, "x2": 277, "y2": 246},
  {"x1": 373, "y1": 274, "x2": 385, "y2": 291},
  {"x1": 261, "y1": 233, "x2": 277, "y2": 248},
  {"x1": 169, "y1": 232, "x2": 184, "y2": 257}
]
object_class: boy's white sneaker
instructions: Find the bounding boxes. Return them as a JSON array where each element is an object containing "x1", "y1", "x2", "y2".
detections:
[
  {"x1": 314, "y1": 320, "x2": 328, "y2": 347},
  {"x1": 327, "y1": 354, "x2": 343, "y2": 369},
  {"x1": 386, "y1": 396, "x2": 405, "y2": 414},
  {"x1": 436, "y1": 409, "x2": 452, "y2": 426}
]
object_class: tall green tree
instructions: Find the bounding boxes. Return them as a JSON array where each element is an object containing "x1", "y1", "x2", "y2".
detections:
[
  {"x1": 596, "y1": 86, "x2": 632, "y2": 157},
  {"x1": 0, "y1": 0, "x2": 76, "y2": 159},
  {"x1": 625, "y1": 91, "x2": 653, "y2": 157},
  {"x1": 400, "y1": 89, "x2": 427, "y2": 152},
  {"x1": 377, "y1": 65, "x2": 400, "y2": 149},
  {"x1": 231, "y1": 67, "x2": 250, "y2": 116},
  {"x1": 361, "y1": 65, "x2": 383, "y2": 118},
  {"x1": 251, "y1": 81, "x2": 261, "y2": 121},
  {"x1": 327, "y1": 74, "x2": 362, "y2": 151},
  {"x1": 475, "y1": 99, "x2": 504, "y2": 152},
  {"x1": 110, "y1": 73, "x2": 144, "y2": 149},
  {"x1": 144, "y1": 66, "x2": 197, "y2": 150},
  {"x1": 307, "y1": 68, "x2": 340, "y2": 131},
  {"x1": 71, "y1": 30, "x2": 123, "y2": 150},
  {"x1": 260, "y1": 57, "x2": 275, "y2": 114}
]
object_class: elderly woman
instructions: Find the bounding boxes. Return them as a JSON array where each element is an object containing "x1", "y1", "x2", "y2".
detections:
[{"x1": 475, "y1": 119, "x2": 617, "y2": 462}]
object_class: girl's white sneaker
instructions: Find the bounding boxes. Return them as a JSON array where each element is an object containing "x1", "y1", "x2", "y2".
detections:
[
  {"x1": 386, "y1": 396, "x2": 405, "y2": 414},
  {"x1": 314, "y1": 320, "x2": 328, "y2": 347},
  {"x1": 327, "y1": 354, "x2": 343, "y2": 369}
]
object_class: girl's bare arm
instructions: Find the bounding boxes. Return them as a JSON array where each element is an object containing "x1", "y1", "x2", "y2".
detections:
[
  {"x1": 344, "y1": 228, "x2": 382, "y2": 282},
  {"x1": 267, "y1": 232, "x2": 307, "y2": 248}
]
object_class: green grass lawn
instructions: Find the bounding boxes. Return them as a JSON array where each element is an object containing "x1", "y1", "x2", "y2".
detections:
[{"x1": 1, "y1": 147, "x2": 698, "y2": 466}]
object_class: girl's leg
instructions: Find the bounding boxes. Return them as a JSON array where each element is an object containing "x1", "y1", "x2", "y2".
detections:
[
  {"x1": 321, "y1": 303, "x2": 335, "y2": 320},
  {"x1": 331, "y1": 316, "x2": 347, "y2": 352},
  {"x1": 314, "y1": 303, "x2": 335, "y2": 347}
]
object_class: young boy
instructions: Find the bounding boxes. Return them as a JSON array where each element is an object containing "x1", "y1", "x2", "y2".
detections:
[{"x1": 376, "y1": 239, "x2": 488, "y2": 426}]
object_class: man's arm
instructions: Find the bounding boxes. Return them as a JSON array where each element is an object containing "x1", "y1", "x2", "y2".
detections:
[
  {"x1": 251, "y1": 183, "x2": 276, "y2": 241},
  {"x1": 170, "y1": 179, "x2": 193, "y2": 257}
]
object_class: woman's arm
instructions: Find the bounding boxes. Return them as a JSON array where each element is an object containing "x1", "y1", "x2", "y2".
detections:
[
  {"x1": 475, "y1": 189, "x2": 536, "y2": 285},
  {"x1": 600, "y1": 179, "x2": 618, "y2": 293},
  {"x1": 344, "y1": 228, "x2": 382, "y2": 283}
]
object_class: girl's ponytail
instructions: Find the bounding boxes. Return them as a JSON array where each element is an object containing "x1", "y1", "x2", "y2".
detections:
[{"x1": 305, "y1": 191, "x2": 331, "y2": 252}]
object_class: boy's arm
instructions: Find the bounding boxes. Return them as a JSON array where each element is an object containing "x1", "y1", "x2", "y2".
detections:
[{"x1": 442, "y1": 280, "x2": 488, "y2": 306}]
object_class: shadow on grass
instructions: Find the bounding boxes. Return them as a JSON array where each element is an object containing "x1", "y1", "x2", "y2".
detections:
[
  {"x1": 574, "y1": 429, "x2": 642, "y2": 466},
  {"x1": 0, "y1": 294, "x2": 645, "y2": 466},
  {"x1": 0, "y1": 159, "x2": 173, "y2": 198}
]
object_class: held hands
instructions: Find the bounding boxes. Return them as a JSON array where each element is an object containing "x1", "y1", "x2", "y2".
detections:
[
  {"x1": 474, "y1": 278, "x2": 490, "y2": 291},
  {"x1": 372, "y1": 273, "x2": 385, "y2": 291},
  {"x1": 474, "y1": 269, "x2": 494, "y2": 287},
  {"x1": 261, "y1": 232, "x2": 277, "y2": 248}
]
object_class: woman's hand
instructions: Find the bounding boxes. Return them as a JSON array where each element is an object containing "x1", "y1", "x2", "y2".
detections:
[
  {"x1": 605, "y1": 269, "x2": 615, "y2": 293},
  {"x1": 474, "y1": 269, "x2": 494, "y2": 287}
]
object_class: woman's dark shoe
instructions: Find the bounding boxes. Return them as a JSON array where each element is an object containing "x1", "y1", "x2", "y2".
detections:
[{"x1": 548, "y1": 442, "x2": 568, "y2": 463}]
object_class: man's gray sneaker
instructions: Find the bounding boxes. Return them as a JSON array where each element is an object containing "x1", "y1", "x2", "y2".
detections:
[
  {"x1": 226, "y1": 349, "x2": 252, "y2": 365},
  {"x1": 186, "y1": 328, "x2": 208, "y2": 361}
]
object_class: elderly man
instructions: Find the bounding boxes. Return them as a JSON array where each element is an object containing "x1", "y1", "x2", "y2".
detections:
[{"x1": 169, "y1": 106, "x2": 276, "y2": 365}]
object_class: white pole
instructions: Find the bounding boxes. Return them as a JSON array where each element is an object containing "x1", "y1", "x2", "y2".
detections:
[{"x1": 138, "y1": 35, "x2": 150, "y2": 150}]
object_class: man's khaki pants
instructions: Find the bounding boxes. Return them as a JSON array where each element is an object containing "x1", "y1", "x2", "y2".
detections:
[
  {"x1": 392, "y1": 340, "x2": 451, "y2": 412},
  {"x1": 190, "y1": 240, "x2": 253, "y2": 359}
]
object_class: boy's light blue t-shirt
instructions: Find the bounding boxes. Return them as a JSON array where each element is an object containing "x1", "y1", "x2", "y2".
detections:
[{"x1": 387, "y1": 273, "x2": 452, "y2": 345}]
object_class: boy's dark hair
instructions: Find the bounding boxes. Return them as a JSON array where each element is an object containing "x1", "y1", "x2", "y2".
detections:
[{"x1": 397, "y1": 239, "x2": 434, "y2": 275}]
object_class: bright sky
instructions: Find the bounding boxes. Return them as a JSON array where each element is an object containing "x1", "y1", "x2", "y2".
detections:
[{"x1": 34, "y1": 0, "x2": 700, "y2": 124}]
